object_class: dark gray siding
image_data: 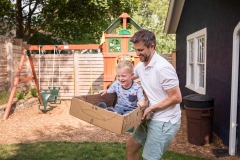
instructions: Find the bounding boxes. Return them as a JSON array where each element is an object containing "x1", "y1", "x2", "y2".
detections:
[{"x1": 176, "y1": 0, "x2": 240, "y2": 147}]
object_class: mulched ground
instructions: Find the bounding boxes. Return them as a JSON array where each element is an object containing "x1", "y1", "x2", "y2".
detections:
[{"x1": 0, "y1": 99, "x2": 240, "y2": 160}]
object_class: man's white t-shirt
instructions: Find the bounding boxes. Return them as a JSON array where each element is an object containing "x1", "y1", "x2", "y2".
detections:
[{"x1": 134, "y1": 52, "x2": 181, "y2": 124}]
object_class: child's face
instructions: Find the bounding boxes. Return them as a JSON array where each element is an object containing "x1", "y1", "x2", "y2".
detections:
[{"x1": 116, "y1": 68, "x2": 134, "y2": 89}]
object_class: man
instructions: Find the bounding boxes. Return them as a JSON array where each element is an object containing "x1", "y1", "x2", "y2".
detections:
[{"x1": 126, "y1": 29, "x2": 182, "y2": 160}]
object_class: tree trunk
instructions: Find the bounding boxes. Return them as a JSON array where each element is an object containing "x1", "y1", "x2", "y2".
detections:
[{"x1": 16, "y1": 0, "x2": 24, "y2": 39}]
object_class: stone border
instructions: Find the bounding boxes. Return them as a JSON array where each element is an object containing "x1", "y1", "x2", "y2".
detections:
[{"x1": 0, "y1": 97, "x2": 39, "y2": 118}]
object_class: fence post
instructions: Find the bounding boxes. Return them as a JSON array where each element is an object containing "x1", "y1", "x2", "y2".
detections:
[
  {"x1": 171, "y1": 50, "x2": 176, "y2": 69},
  {"x1": 6, "y1": 42, "x2": 14, "y2": 92},
  {"x1": 74, "y1": 51, "x2": 79, "y2": 96},
  {"x1": 13, "y1": 39, "x2": 22, "y2": 46}
]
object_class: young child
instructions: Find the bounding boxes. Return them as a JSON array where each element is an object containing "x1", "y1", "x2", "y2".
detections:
[{"x1": 98, "y1": 60, "x2": 147, "y2": 115}]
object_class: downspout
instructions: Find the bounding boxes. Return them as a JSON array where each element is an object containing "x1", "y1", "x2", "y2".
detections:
[{"x1": 229, "y1": 21, "x2": 240, "y2": 156}]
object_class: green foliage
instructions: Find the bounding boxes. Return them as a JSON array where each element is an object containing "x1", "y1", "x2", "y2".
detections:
[
  {"x1": 131, "y1": 0, "x2": 176, "y2": 54},
  {"x1": 15, "y1": 91, "x2": 27, "y2": 100},
  {"x1": 28, "y1": 32, "x2": 65, "y2": 45},
  {"x1": 1, "y1": 0, "x2": 175, "y2": 52},
  {"x1": 0, "y1": 0, "x2": 139, "y2": 44},
  {"x1": 0, "y1": 0, "x2": 174, "y2": 53},
  {"x1": 41, "y1": 0, "x2": 139, "y2": 44},
  {"x1": 15, "y1": 87, "x2": 28, "y2": 100},
  {"x1": 15, "y1": 87, "x2": 38, "y2": 100},
  {"x1": 0, "y1": 0, "x2": 15, "y2": 38},
  {"x1": 0, "y1": 142, "x2": 207, "y2": 160},
  {"x1": 0, "y1": 87, "x2": 37, "y2": 105},
  {"x1": 0, "y1": 91, "x2": 10, "y2": 105},
  {"x1": 29, "y1": 87, "x2": 38, "y2": 97}
]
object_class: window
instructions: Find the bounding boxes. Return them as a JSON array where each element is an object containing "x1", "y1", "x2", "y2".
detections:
[{"x1": 186, "y1": 28, "x2": 207, "y2": 94}]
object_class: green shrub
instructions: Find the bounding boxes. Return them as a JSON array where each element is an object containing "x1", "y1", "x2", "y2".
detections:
[
  {"x1": 15, "y1": 86, "x2": 28, "y2": 100},
  {"x1": 29, "y1": 87, "x2": 38, "y2": 97},
  {"x1": 15, "y1": 91, "x2": 27, "y2": 100}
]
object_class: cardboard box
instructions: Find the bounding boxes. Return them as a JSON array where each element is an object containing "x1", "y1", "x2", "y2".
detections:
[{"x1": 69, "y1": 93, "x2": 142, "y2": 134}]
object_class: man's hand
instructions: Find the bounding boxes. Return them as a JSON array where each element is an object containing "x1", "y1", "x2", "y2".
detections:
[{"x1": 142, "y1": 107, "x2": 152, "y2": 121}]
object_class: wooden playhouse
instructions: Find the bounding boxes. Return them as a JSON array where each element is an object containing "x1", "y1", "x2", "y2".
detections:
[{"x1": 100, "y1": 13, "x2": 142, "y2": 89}]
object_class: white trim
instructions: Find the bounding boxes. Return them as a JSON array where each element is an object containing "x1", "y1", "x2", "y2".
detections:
[
  {"x1": 186, "y1": 28, "x2": 207, "y2": 94},
  {"x1": 229, "y1": 22, "x2": 240, "y2": 156},
  {"x1": 164, "y1": 0, "x2": 175, "y2": 33},
  {"x1": 164, "y1": 0, "x2": 185, "y2": 34}
]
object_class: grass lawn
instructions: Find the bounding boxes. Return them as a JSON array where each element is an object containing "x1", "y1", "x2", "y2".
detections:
[{"x1": 0, "y1": 141, "x2": 206, "y2": 160}]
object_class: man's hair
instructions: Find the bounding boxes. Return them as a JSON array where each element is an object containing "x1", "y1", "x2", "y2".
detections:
[
  {"x1": 130, "y1": 29, "x2": 156, "y2": 49},
  {"x1": 116, "y1": 60, "x2": 134, "y2": 73}
]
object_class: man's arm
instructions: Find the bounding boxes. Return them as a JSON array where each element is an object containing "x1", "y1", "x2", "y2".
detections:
[{"x1": 142, "y1": 85, "x2": 182, "y2": 119}]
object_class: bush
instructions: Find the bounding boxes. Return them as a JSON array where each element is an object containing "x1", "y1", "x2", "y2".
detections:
[
  {"x1": 15, "y1": 91, "x2": 27, "y2": 100},
  {"x1": 15, "y1": 86, "x2": 29, "y2": 100},
  {"x1": 29, "y1": 87, "x2": 38, "y2": 97}
]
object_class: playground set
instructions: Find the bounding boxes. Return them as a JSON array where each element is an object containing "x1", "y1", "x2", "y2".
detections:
[{"x1": 3, "y1": 13, "x2": 142, "y2": 120}]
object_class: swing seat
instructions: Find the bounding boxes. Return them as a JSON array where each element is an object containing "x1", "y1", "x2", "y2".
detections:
[
  {"x1": 39, "y1": 90, "x2": 53, "y2": 111},
  {"x1": 48, "y1": 87, "x2": 61, "y2": 104}
]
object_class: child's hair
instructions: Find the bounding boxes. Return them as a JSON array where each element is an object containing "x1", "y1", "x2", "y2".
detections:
[{"x1": 116, "y1": 60, "x2": 134, "y2": 73}]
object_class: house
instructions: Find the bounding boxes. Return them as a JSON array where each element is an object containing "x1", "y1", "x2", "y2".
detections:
[{"x1": 164, "y1": 0, "x2": 240, "y2": 156}]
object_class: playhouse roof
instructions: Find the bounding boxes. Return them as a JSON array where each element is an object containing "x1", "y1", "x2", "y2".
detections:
[
  {"x1": 104, "y1": 13, "x2": 142, "y2": 34},
  {"x1": 164, "y1": 0, "x2": 185, "y2": 34}
]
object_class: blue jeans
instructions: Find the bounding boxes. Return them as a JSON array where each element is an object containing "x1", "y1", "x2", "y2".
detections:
[
  {"x1": 97, "y1": 102, "x2": 135, "y2": 115},
  {"x1": 113, "y1": 104, "x2": 134, "y2": 115}
]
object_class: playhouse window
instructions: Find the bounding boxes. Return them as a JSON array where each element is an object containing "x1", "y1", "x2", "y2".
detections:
[
  {"x1": 109, "y1": 38, "x2": 121, "y2": 52},
  {"x1": 186, "y1": 28, "x2": 207, "y2": 94}
]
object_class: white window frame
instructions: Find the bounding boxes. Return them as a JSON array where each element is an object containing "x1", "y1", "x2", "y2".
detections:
[{"x1": 186, "y1": 28, "x2": 207, "y2": 94}]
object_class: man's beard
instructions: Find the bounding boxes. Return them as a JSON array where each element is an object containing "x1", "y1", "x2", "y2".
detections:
[{"x1": 139, "y1": 52, "x2": 150, "y2": 62}]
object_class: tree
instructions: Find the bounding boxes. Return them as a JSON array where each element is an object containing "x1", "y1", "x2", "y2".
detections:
[
  {"x1": 0, "y1": 0, "x2": 15, "y2": 37},
  {"x1": 131, "y1": 0, "x2": 176, "y2": 54},
  {"x1": 0, "y1": 0, "x2": 138, "y2": 44}
]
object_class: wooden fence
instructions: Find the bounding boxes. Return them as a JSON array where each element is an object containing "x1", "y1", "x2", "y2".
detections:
[
  {"x1": 0, "y1": 42, "x2": 30, "y2": 93},
  {"x1": 0, "y1": 42, "x2": 176, "y2": 100},
  {"x1": 30, "y1": 53, "x2": 104, "y2": 99}
]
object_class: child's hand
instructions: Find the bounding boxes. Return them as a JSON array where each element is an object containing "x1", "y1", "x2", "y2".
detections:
[
  {"x1": 99, "y1": 90, "x2": 107, "y2": 96},
  {"x1": 137, "y1": 99, "x2": 149, "y2": 110}
]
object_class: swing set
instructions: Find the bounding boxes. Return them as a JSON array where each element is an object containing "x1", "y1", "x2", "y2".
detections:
[{"x1": 3, "y1": 44, "x2": 100, "y2": 120}]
